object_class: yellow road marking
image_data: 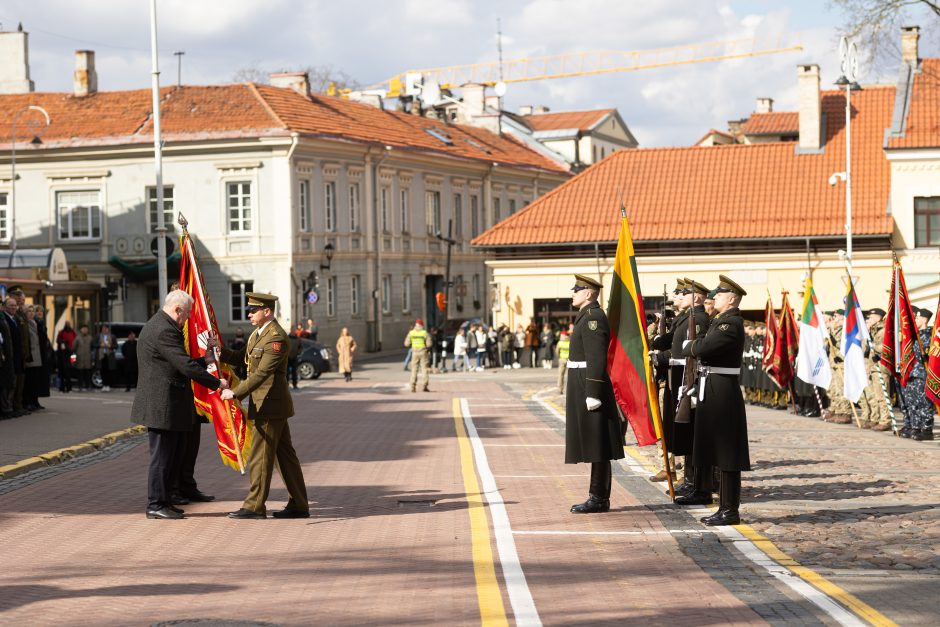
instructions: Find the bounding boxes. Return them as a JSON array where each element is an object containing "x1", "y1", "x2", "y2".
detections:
[{"x1": 452, "y1": 397, "x2": 509, "y2": 627}]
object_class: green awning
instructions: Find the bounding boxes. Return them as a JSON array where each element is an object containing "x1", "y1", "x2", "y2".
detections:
[{"x1": 108, "y1": 252, "x2": 182, "y2": 281}]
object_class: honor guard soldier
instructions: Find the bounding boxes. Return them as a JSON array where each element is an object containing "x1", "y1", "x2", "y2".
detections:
[
  {"x1": 648, "y1": 278, "x2": 687, "y2": 482},
  {"x1": 219, "y1": 292, "x2": 310, "y2": 519},
  {"x1": 681, "y1": 275, "x2": 750, "y2": 525},
  {"x1": 565, "y1": 274, "x2": 625, "y2": 514},
  {"x1": 405, "y1": 319, "x2": 431, "y2": 392}
]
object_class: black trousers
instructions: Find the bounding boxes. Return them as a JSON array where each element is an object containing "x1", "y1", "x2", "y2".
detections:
[
  {"x1": 589, "y1": 461, "x2": 612, "y2": 499},
  {"x1": 147, "y1": 429, "x2": 186, "y2": 511},
  {"x1": 176, "y1": 421, "x2": 203, "y2": 496}
]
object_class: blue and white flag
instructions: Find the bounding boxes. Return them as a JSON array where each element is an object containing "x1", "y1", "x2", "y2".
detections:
[{"x1": 840, "y1": 274, "x2": 870, "y2": 403}]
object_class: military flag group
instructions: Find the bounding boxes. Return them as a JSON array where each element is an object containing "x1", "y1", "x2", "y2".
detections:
[{"x1": 566, "y1": 212, "x2": 938, "y2": 526}]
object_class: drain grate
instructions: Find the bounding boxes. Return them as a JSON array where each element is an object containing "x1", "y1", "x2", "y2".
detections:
[{"x1": 397, "y1": 498, "x2": 437, "y2": 508}]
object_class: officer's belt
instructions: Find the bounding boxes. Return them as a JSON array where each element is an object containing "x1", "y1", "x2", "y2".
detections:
[
  {"x1": 566, "y1": 360, "x2": 587, "y2": 369},
  {"x1": 695, "y1": 365, "x2": 741, "y2": 402},
  {"x1": 668, "y1": 358, "x2": 686, "y2": 366}
]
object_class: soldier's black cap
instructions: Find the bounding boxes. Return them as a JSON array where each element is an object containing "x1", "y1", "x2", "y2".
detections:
[
  {"x1": 714, "y1": 274, "x2": 747, "y2": 297},
  {"x1": 245, "y1": 292, "x2": 278, "y2": 313},
  {"x1": 572, "y1": 274, "x2": 603, "y2": 292},
  {"x1": 867, "y1": 307, "x2": 886, "y2": 318}
]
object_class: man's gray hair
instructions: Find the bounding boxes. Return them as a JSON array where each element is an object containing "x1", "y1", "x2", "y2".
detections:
[{"x1": 164, "y1": 289, "x2": 194, "y2": 310}]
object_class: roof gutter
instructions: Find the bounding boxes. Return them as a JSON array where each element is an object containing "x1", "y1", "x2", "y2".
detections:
[{"x1": 471, "y1": 233, "x2": 889, "y2": 250}]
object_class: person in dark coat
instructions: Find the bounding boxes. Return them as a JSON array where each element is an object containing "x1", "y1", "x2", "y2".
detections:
[
  {"x1": 130, "y1": 290, "x2": 226, "y2": 520},
  {"x1": 0, "y1": 313, "x2": 15, "y2": 418},
  {"x1": 2, "y1": 297, "x2": 26, "y2": 416},
  {"x1": 55, "y1": 322, "x2": 77, "y2": 393},
  {"x1": 565, "y1": 274, "x2": 624, "y2": 514},
  {"x1": 681, "y1": 275, "x2": 749, "y2": 526},
  {"x1": 121, "y1": 332, "x2": 139, "y2": 391},
  {"x1": 33, "y1": 305, "x2": 52, "y2": 399}
]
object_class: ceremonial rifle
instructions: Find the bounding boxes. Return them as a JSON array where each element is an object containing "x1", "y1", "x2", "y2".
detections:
[{"x1": 675, "y1": 304, "x2": 696, "y2": 424}]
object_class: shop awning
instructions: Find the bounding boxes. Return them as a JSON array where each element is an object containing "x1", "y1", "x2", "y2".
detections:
[{"x1": 108, "y1": 252, "x2": 181, "y2": 282}]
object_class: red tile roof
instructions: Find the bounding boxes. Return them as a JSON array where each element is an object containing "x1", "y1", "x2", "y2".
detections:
[
  {"x1": 520, "y1": 109, "x2": 615, "y2": 132},
  {"x1": 740, "y1": 111, "x2": 799, "y2": 136},
  {"x1": 0, "y1": 84, "x2": 567, "y2": 174},
  {"x1": 886, "y1": 58, "x2": 940, "y2": 149},
  {"x1": 693, "y1": 128, "x2": 734, "y2": 145},
  {"x1": 473, "y1": 86, "x2": 895, "y2": 246}
]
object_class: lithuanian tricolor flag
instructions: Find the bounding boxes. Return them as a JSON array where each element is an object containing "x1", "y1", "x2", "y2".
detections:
[{"x1": 606, "y1": 209, "x2": 661, "y2": 446}]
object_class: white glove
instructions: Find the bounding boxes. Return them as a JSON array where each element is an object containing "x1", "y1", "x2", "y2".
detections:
[
  {"x1": 220, "y1": 388, "x2": 235, "y2": 401},
  {"x1": 682, "y1": 340, "x2": 691, "y2": 349},
  {"x1": 586, "y1": 397, "x2": 602, "y2": 411},
  {"x1": 677, "y1": 385, "x2": 687, "y2": 399}
]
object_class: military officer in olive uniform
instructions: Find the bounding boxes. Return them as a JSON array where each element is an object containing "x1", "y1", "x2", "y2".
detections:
[
  {"x1": 680, "y1": 275, "x2": 750, "y2": 525},
  {"x1": 219, "y1": 293, "x2": 309, "y2": 519},
  {"x1": 565, "y1": 274, "x2": 624, "y2": 514}
]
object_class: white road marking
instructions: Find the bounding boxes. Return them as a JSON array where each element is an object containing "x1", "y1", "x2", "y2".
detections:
[{"x1": 460, "y1": 397, "x2": 541, "y2": 626}]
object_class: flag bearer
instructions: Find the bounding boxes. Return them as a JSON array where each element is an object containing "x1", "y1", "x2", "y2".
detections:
[
  {"x1": 861, "y1": 308, "x2": 893, "y2": 431},
  {"x1": 565, "y1": 274, "x2": 624, "y2": 514},
  {"x1": 902, "y1": 308, "x2": 936, "y2": 441},
  {"x1": 681, "y1": 275, "x2": 749, "y2": 526}
]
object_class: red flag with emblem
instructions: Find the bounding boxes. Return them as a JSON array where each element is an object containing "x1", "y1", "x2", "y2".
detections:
[
  {"x1": 882, "y1": 258, "x2": 919, "y2": 387},
  {"x1": 768, "y1": 293, "x2": 799, "y2": 389},
  {"x1": 926, "y1": 293, "x2": 940, "y2": 406},
  {"x1": 179, "y1": 230, "x2": 250, "y2": 473}
]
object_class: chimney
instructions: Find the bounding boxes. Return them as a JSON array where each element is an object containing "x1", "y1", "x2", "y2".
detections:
[
  {"x1": 347, "y1": 91, "x2": 384, "y2": 109},
  {"x1": 73, "y1": 50, "x2": 97, "y2": 97},
  {"x1": 460, "y1": 83, "x2": 486, "y2": 119},
  {"x1": 518, "y1": 105, "x2": 533, "y2": 116},
  {"x1": 901, "y1": 26, "x2": 920, "y2": 65},
  {"x1": 0, "y1": 28, "x2": 35, "y2": 94},
  {"x1": 270, "y1": 71, "x2": 310, "y2": 96},
  {"x1": 533, "y1": 105, "x2": 550, "y2": 114},
  {"x1": 756, "y1": 97, "x2": 773, "y2": 113},
  {"x1": 797, "y1": 64, "x2": 821, "y2": 152}
]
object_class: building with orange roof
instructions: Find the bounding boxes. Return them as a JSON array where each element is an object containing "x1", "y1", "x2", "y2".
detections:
[
  {"x1": 473, "y1": 27, "x2": 939, "y2": 329},
  {"x1": 0, "y1": 33, "x2": 569, "y2": 348}
]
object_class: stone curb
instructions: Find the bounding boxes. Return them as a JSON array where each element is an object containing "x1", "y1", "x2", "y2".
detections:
[{"x1": 0, "y1": 425, "x2": 146, "y2": 481}]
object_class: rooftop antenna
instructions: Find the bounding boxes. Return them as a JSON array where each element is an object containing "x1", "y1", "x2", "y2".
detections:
[
  {"x1": 173, "y1": 50, "x2": 185, "y2": 87},
  {"x1": 496, "y1": 18, "x2": 504, "y2": 83}
]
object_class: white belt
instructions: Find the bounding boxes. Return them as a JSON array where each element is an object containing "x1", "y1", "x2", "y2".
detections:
[
  {"x1": 668, "y1": 358, "x2": 686, "y2": 366},
  {"x1": 566, "y1": 360, "x2": 587, "y2": 369},
  {"x1": 696, "y1": 366, "x2": 741, "y2": 401}
]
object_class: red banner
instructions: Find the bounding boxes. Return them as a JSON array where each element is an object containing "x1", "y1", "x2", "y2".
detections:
[
  {"x1": 179, "y1": 232, "x2": 250, "y2": 473},
  {"x1": 768, "y1": 292, "x2": 799, "y2": 390},
  {"x1": 761, "y1": 296, "x2": 777, "y2": 373},
  {"x1": 926, "y1": 294, "x2": 940, "y2": 406},
  {"x1": 882, "y1": 259, "x2": 919, "y2": 387}
]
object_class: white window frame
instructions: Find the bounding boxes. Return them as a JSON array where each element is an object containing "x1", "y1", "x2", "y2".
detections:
[
  {"x1": 327, "y1": 276, "x2": 336, "y2": 317},
  {"x1": 470, "y1": 195, "x2": 479, "y2": 238},
  {"x1": 380, "y1": 187, "x2": 390, "y2": 233},
  {"x1": 453, "y1": 193, "x2": 463, "y2": 238},
  {"x1": 425, "y1": 190, "x2": 441, "y2": 235},
  {"x1": 400, "y1": 187, "x2": 410, "y2": 233},
  {"x1": 402, "y1": 275, "x2": 411, "y2": 313},
  {"x1": 57, "y1": 190, "x2": 102, "y2": 241},
  {"x1": 324, "y1": 180, "x2": 337, "y2": 232},
  {"x1": 147, "y1": 185, "x2": 175, "y2": 234},
  {"x1": 299, "y1": 179, "x2": 310, "y2": 232},
  {"x1": 349, "y1": 182, "x2": 361, "y2": 232},
  {"x1": 230, "y1": 281, "x2": 253, "y2": 322},
  {"x1": 0, "y1": 192, "x2": 8, "y2": 241},
  {"x1": 382, "y1": 275, "x2": 392, "y2": 314},
  {"x1": 351, "y1": 274, "x2": 361, "y2": 316},
  {"x1": 226, "y1": 180, "x2": 253, "y2": 233}
]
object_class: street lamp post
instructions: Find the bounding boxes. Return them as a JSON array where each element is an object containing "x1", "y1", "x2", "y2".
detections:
[
  {"x1": 10, "y1": 105, "x2": 51, "y2": 258},
  {"x1": 835, "y1": 37, "x2": 861, "y2": 264}
]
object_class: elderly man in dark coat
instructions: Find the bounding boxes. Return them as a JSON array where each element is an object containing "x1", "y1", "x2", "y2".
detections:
[
  {"x1": 681, "y1": 275, "x2": 749, "y2": 526},
  {"x1": 565, "y1": 274, "x2": 624, "y2": 514},
  {"x1": 131, "y1": 290, "x2": 226, "y2": 519}
]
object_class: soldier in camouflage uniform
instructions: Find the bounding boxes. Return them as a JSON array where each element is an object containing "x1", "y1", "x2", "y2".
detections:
[
  {"x1": 860, "y1": 308, "x2": 893, "y2": 431},
  {"x1": 824, "y1": 309, "x2": 854, "y2": 424},
  {"x1": 901, "y1": 308, "x2": 936, "y2": 441}
]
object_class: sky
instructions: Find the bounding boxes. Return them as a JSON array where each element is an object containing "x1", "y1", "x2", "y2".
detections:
[{"x1": 1, "y1": 0, "x2": 937, "y2": 146}]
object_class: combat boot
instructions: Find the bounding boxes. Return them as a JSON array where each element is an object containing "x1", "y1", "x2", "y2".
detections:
[
  {"x1": 913, "y1": 428, "x2": 934, "y2": 441},
  {"x1": 871, "y1": 422, "x2": 892, "y2": 432},
  {"x1": 570, "y1": 495, "x2": 610, "y2": 514},
  {"x1": 701, "y1": 471, "x2": 741, "y2": 526}
]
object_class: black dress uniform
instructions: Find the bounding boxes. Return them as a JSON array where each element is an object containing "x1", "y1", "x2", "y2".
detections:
[
  {"x1": 681, "y1": 275, "x2": 750, "y2": 526},
  {"x1": 565, "y1": 275, "x2": 624, "y2": 514}
]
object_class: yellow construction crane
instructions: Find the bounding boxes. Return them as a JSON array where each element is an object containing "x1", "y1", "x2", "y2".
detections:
[{"x1": 333, "y1": 34, "x2": 802, "y2": 99}]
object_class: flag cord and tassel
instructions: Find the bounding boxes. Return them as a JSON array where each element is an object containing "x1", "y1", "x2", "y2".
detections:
[
  {"x1": 179, "y1": 212, "x2": 247, "y2": 475},
  {"x1": 873, "y1": 366, "x2": 898, "y2": 436},
  {"x1": 812, "y1": 386, "x2": 830, "y2": 421}
]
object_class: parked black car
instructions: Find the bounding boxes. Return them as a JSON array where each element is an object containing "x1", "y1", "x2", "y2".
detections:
[{"x1": 296, "y1": 338, "x2": 332, "y2": 379}]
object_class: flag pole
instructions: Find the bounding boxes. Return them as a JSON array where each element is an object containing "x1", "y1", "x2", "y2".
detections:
[{"x1": 179, "y1": 213, "x2": 247, "y2": 474}]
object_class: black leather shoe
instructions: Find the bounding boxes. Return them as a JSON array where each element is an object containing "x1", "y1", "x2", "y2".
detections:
[
  {"x1": 169, "y1": 504, "x2": 184, "y2": 514},
  {"x1": 671, "y1": 480, "x2": 694, "y2": 497},
  {"x1": 674, "y1": 490, "x2": 713, "y2": 505},
  {"x1": 701, "y1": 508, "x2": 740, "y2": 526},
  {"x1": 146, "y1": 507, "x2": 183, "y2": 520},
  {"x1": 170, "y1": 494, "x2": 190, "y2": 505},
  {"x1": 228, "y1": 508, "x2": 266, "y2": 519},
  {"x1": 181, "y1": 490, "x2": 215, "y2": 502},
  {"x1": 570, "y1": 496, "x2": 610, "y2": 514},
  {"x1": 900, "y1": 426, "x2": 913, "y2": 438},
  {"x1": 272, "y1": 508, "x2": 310, "y2": 519}
]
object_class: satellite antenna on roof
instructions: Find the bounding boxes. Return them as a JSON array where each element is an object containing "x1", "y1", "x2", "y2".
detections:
[
  {"x1": 420, "y1": 79, "x2": 442, "y2": 106},
  {"x1": 494, "y1": 81, "x2": 507, "y2": 97}
]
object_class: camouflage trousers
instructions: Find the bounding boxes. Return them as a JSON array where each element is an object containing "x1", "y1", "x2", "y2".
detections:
[
  {"x1": 827, "y1": 363, "x2": 855, "y2": 416},
  {"x1": 900, "y1": 377, "x2": 936, "y2": 430},
  {"x1": 859, "y1": 368, "x2": 892, "y2": 426}
]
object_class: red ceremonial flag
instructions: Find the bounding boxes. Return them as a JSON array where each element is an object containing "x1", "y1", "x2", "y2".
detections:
[
  {"x1": 882, "y1": 258, "x2": 920, "y2": 387},
  {"x1": 926, "y1": 293, "x2": 940, "y2": 406},
  {"x1": 769, "y1": 292, "x2": 799, "y2": 389},
  {"x1": 761, "y1": 295, "x2": 778, "y2": 373},
  {"x1": 606, "y1": 209, "x2": 661, "y2": 446},
  {"x1": 179, "y1": 230, "x2": 251, "y2": 473}
]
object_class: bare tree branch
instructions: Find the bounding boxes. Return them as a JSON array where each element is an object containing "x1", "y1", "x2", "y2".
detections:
[{"x1": 231, "y1": 64, "x2": 359, "y2": 94}]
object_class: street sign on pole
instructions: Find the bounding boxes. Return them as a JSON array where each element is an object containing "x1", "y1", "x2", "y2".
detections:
[
  {"x1": 306, "y1": 290, "x2": 319, "y2": 304},
  {"x1": 150, "y1": 236, "x2": 175, "y2": 257}
]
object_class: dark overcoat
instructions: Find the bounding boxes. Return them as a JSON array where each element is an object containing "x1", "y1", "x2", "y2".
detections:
[
  {"x1": 0, "y1": 314, "x2": 15, "y2": 388},
  {"x1": 682, "y1": 306, "x2": 750, "y2": 471},
  {"x1": 130, "y1": 310, "x2": 220, "y2": 431},
  {"x1": 565, "y1": 301, "x2": 625, "y2": 464},
  {"x1": 652, "y1": 305, "x2": 710, "y2": 456}
]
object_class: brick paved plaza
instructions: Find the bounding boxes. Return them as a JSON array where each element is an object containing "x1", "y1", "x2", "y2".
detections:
[{"x1": 1, "y1": 358, "x2": 936, "y2": 625}]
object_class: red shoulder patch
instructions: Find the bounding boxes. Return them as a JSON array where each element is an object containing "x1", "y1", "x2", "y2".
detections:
[{"x1": 271, "y1": 342, "x2": 282, "y2": 353}]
